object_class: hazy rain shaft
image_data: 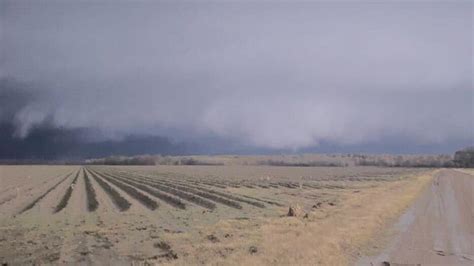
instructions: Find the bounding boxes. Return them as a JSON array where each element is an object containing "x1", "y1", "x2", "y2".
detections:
[{"x1": 1, "y1": 1, "x2": 472, "y2": 151}]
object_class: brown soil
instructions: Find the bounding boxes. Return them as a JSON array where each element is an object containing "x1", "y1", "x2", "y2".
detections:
[{"x1": 0, "y1": 165, "x2": 431, "y2": 265}]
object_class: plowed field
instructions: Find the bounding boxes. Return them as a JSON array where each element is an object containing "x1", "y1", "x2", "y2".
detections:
[{"x1": 0, "y1": 165, "x2": 427, "y2": 265}]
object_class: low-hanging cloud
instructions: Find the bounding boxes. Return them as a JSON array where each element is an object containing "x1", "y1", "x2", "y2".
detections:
[{"x1": 1, "y1": 1, "x2": 472, "y2": 151}]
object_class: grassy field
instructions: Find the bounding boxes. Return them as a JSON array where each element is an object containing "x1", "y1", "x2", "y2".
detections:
[{"x1": 0, "y1": 165, "x2": 432, "y2": 265}]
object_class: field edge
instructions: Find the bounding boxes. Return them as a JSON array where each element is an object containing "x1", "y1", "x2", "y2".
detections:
[{"x1": 171, "y1": 170, "x2": 436, "y2": 266}]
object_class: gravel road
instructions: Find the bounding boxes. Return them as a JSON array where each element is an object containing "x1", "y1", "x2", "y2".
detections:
[{"x1": 359, "y1": 169, "x2": 474, "y2": 265}]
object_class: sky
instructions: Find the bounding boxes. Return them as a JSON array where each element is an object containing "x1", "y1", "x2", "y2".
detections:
[{"x1": 0, "y1": 1, "x2": 472, "y2": 158}]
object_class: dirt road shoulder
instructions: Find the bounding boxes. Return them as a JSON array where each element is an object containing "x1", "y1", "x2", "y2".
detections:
[{"x1": 358, "y1": 169, "x2": 473, "y2": 265}]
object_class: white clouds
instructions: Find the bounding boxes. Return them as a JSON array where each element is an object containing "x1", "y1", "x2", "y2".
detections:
[{"x1": 200, "y1": 89, "x2": 473, "y2": 149}]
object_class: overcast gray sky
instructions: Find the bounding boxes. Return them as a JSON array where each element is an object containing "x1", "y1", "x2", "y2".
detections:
[{"x1": 1, "y1": 1, "x2": 472, "y2": 152}]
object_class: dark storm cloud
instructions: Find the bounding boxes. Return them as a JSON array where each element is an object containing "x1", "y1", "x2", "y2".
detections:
[
  {"x1": 0, "y1": 78, "x2": 49, "y2": 137},
  {"x1": 1, "y1": 1, "x2": 472, "y2": 153},
  {"x1": 0, "y1": 79, "x2": 33, "y2": 122}
]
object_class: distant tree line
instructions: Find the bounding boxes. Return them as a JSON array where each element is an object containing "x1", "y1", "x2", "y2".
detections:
[
  {"x1": 85, "y1": 155, "x2": 156, "y2": 165},
  {"x1": 85, "y1": 155, "x2": 224, "y2": 166},
  {"x1": 257, "y1": 160, "x2": 346, "y2": 167},
  {"x1": 83, "y1": 147, "x2": 474, "y2": 168},
  {"x1": 354, "y1": 154, "x2": 455, "y2": 168},
  {"x1": 354, "y1": 148, "x2": 474, "y2": 168},
  {"x1": 453, "y1": 147, "x2": 474, "y2": 168}
]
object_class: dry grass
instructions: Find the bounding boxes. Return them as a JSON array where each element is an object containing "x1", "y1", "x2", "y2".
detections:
[{"x1": 164, "y1": 170, "x2": 434, "y2": 265}]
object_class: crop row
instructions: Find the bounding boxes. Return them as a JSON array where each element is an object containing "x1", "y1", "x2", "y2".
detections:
[
  {"x1": 20, "y1": 171, "x2": 75, "y2": 214},
  {"x1": 153, "y1": 179, "x2": 243, "y2": 209},
  {"x1": 96, "y1": 171, "x2": 186, "y2": 209},
  {"x1": 54, "y1": 168, "x2": 82, "y2": 213},
  {"x1": 160, "y1": 179, "x2": 265, "y2": 208},
  {"x1": 140, "y1": 172, "x2": 297, "y2": 190},
  {"x1": 17, "y1": 167, "x2": 270, "y2": 215},
  {"x1": 100, "y1": 170, "x2": 216, "y2": 210},
  {"x1": 122, "y1": 171, "x2": 266, "y2": 208},
  {"x1": 108, "y1": 170, "x2": 264, "y2": 209},
  {"x1": 87, "y1": 169, "x2": 158, "y2": 210},
  {"x1": 86, "y1": 169, "x2": 131, "y2": 211},
  {"x1": 83, "y1": 169, "x2": 99, "y2": 211},
  {"x1": 123, "y1": 174, "x2": 246, "y2": 209},
  {"x1": 161, "y1": 174, "x2": 282, "y2": 205},
  {"x1": 115, "y1": 168, "x2": 356, "y2": 191},
  {"x1": 239, "y1": 194, "x2": 284, "y2": 207}
]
